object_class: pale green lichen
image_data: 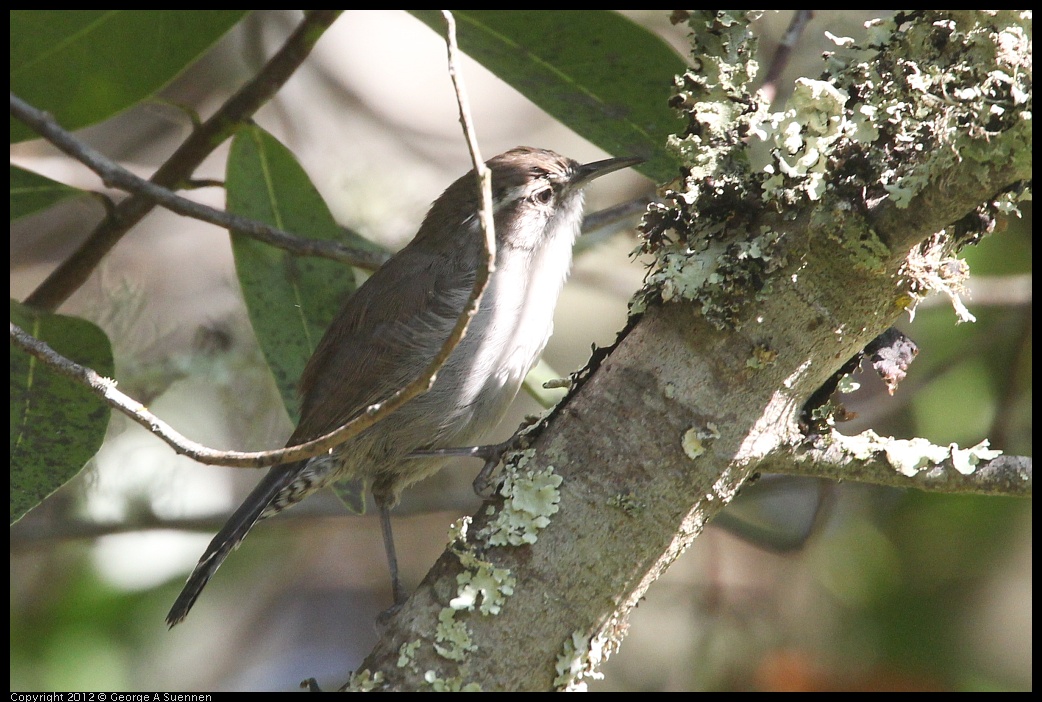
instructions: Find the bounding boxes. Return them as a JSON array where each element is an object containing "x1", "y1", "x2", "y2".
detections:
[
  {"x1": 819, "y1": 11, "x2": 1032, "y2": 211},
  {"x1": 682, "y1": 429, "x2": 706, "y2": 459},
  {"x1": 754, "y1": 78, "x2": 853, "y2": 202},
  {"x1": 433, "y1": 607, "x2": 476, "y2": 662},
  {"x1": 640, "y1": 11, "x2": 1030, "y2": 332},
  {"x1": 631, "y1": 12, "x2": 775, "y2": 329},
  {"x1": 643, "y1": 226, "x2": 785, "y2": 329},
  {"x1": 391, "y1": 515, "x2": 514, "y2": 685},
  {"x1": 446, "y1": 515, "x2": 472, "y2": 547},
  {"x1": 810, "y1": 400, "x2": 839, "y2": 425},
  {"x1": 478, "y1": 453, "x2": 563, "y2": 547},
  {"x1": 607, "y1": 492, "x2": 645, "y2": 515},
  {"x1": 344, "y1": 669, "x2": 384, "y2": 692},
  {"x1": 667, "y1": 11, "x2": 761, "y2": 180},
  {"x1": 397, "y1": 640, "x2": 421, "y2": 670},
  {"x1": 449, "y1": 558, "x2": 516, "y2": 616},
  {"x1": 837, "y1": 375, "x2": 861, "y2": 394},
  {"x1": 863, "y1": 16, "x2": 895, "y2": 47},
  {"x1": 993, "y1": 188, "x2": 1030, "y2": 217},
  {"x1": 682, "y1": 423, "x2": 720, "y2": 460}
]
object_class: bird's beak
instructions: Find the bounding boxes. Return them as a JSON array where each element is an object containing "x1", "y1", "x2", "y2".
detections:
[{"x1": 571, "y1": 155, "x2": 643, "y2": 188}]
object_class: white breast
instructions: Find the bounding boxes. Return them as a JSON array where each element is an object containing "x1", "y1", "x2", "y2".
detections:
[{"x1": 441, "y1": 190, "x2": 584, "y2": 443}]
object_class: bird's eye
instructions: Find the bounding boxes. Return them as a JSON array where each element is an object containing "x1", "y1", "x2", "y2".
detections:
[{"x1": 533, "y1": 186, "x2": 554, "y2": 205}]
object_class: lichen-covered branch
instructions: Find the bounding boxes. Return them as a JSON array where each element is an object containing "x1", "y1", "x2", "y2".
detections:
[{"x1": 763, "y1": 429, "x2": 1031, "y2": 497}]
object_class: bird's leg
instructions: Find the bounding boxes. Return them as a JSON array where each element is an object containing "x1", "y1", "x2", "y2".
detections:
[
  {"x1": 375, "y1": 493, "x2": 406, "y2": 607},
  {"x1": 406, "y1": 433, "x2": 527, "y2": 498}
]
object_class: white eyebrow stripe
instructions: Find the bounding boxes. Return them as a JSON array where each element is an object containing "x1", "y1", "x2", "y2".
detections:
[{"x1": 496, "y1": 183, "x2": 535, "y2": 210}]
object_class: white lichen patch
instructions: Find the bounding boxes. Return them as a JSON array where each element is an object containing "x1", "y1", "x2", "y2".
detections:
[
  {"x1": 834, "y1": 429, "x2": 1002, "y2": 477},
  {"x1": 901, "y1": 234, "x2": 977, "y2": 323},
  {"x1": 950, "y1": 441, "x2": 1003, "y2": 475},
  {"x1": 884, "y1": 437, "x2": 954, "y2": 476},
  {"x1": 421, "y1": 669, "x2": 481, "y2": 692},
  {"x1": 553, "y1": 630, "x2": 608, "y2": 691}
]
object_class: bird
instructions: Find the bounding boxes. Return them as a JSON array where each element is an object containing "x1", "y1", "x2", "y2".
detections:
[{"x1": 166, "y1": 146, "x2": 641, "y2": 626}]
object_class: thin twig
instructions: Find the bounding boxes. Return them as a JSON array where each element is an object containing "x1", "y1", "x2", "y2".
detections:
[
  {"x1": 574, "y1": 196, "x2": 653, "y2": 255},
  {"x1": 293, "y1": 9, "x2": 502, "y2": 481},
  {"x1": 11, "y1": 310, "x2": 496, "y2": 469},
  {"x1": 761, "y1": 10, "x2": 814, "y2": 105},
  {"x1": 10, "y1": 322, "x2": 366, "y2": 467},
  {"x1": 23, "y1": 10, "x2": 344, "y2": 311},
  {"x1": 442, "y1": 11, "x2": 496, "y2": 259},
  {"x1": 10, "y1": 93, "x2": 388, "y2": 271},
  {"x1": 426, "y1": 8, "x2": 496, "y2": 391}
]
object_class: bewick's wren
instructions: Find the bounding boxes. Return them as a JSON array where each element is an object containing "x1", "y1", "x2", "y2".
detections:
[{"x1": 166, "y1": 146, "x2": 640, "y2": 626}]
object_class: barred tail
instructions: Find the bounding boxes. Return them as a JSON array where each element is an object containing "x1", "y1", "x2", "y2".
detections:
[{"x1": 166, "y1": 464, "x2": 301, "y2": 627}]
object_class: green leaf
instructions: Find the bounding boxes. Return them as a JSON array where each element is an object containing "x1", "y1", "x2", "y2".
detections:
[
  {"x1": 410, "y1": 10, "x2": 687, "y2": 184},
  {"x1": 10, "y1": 300, "x2": 114, "y2": 524},
  {"x1": 10, "y1": 10, "x2": 248, "y2": 142},
  {"x1": 226, "y1": 125, "x2": 357, "y2": 421},
  {"x1": 9, "y1": 165, "x2": 86, "y2": 221}
]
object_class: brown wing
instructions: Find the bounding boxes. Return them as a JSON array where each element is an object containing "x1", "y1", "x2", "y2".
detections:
[{"x1": 287, "y1": 235, "x2": 479, "y2": 445}]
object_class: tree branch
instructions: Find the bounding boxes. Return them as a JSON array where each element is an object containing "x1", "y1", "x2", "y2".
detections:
[
  {"x1": 10, "y1": 93, "x2": 388, "y2": 272},
  {"x1": 10, "y1": 320, "x2": 461, "y2": 469},
  {"x1": 765, "y1": 430, "x2": 1031, "y2": 497},
  {"x1": 23, "y1": 9, "x2": 344, "y2": 311}
]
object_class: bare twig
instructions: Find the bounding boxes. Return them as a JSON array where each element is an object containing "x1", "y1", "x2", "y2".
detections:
[
  {"x1": 10, "y1": 93, "x2": 388, "y2": 271},
  {"x1": 23, "y1": 10, "x2": 344, "y2": 311},
  {"x1": 10, "y1": 321, "x2": 396, "y2": 468},
  {"x1": 575, "y1": 196, "x2": 653, "y2": 254},
  {"x1": 442, "y1": 10, "x2": 496, "y2": 268},
  {"x1": 411, "y1": 8, "x2": 497, "y2": 407},
  {"x1": 761, "y1": 10, "x2": 814, "y2": 105},
  {"x1": 11, "y1": 305, "x2": 494, "y2": 469}
]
